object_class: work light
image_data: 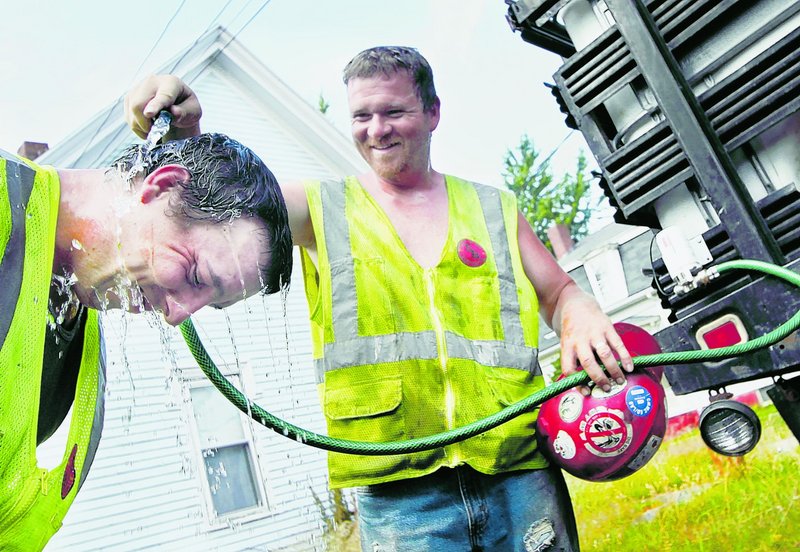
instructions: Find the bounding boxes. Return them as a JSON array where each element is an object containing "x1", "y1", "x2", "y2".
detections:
[{"x1": 699, "y1": 398, "x2": 761, "y2": 456}]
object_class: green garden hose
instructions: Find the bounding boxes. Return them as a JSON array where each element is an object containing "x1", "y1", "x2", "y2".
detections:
[{"x1": 180, "y1": 259, "x2": 800, "y2": 455}]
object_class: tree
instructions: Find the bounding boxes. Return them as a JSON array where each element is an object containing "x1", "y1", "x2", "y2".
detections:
[
  {"x1": 503, "y1": 134, "x2": 594, "y2": 253},
  {"x1": 318, "y1": 92, "x2": 331, "y2": 115}
]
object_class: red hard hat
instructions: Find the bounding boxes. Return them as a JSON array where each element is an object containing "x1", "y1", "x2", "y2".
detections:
[{"x1": 535, "y1": 322, "x2": 668, "y2": 482}]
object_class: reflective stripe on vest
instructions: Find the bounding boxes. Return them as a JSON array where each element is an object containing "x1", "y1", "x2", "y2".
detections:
[
  {"x1": 0, "y1": 152, "x2": 34, "y2": 347},
  {"x1": 314, "y1": 179, "x2": 539, "y2": 382},
  {"x1": 80, "y1": 323, "x2": 106, "y2": 491}
]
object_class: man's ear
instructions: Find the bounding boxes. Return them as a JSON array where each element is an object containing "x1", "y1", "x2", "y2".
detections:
[
  {"x1": 427, "y1": 96, "x2": 441, "y2": 132},
  {"x1": 139, "y1": 164, "x2": 191, "y2": 204}
]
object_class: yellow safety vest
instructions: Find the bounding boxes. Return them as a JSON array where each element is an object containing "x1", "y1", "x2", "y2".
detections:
[
  {"x1": 301, "y1": 175, "x2": 548, "y2": 489},
  {"x1": 0, "y1": 152, "x2": 105, "y2": 550}
]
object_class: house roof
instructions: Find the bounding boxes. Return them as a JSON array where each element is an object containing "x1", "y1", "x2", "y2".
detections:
[{"x1": 37, "y1": 26, "x2": 367, "y2": 179}]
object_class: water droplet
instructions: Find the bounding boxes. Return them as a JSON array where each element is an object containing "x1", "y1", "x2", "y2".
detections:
[{"x1": 71, "y1": 238, "x2": 83, "y2": 251}]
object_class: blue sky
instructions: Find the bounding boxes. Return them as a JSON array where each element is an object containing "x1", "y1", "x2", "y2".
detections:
[{"x1": 1, "y1": 0, "x2": 607, "y2": 212}]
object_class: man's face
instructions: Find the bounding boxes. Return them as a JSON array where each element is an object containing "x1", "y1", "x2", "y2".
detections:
[
  {"x1": 129, "y1": 216, "x2": 266, "y2": 325},
  {"x1": 347, "y1": 70, "x2": 440, "y2": 182},
  {"x1": 104, "y1": 200, "x2": 268, "y2": 326}
]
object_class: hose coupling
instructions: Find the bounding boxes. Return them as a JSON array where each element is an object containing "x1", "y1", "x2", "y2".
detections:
[{"x1": 674, "y1": 267, "x2": 719, "y2": 295}]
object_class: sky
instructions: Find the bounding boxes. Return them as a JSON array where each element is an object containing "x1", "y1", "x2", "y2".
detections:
[{"x1": 0, "y1": 0, "x2": 612, "y2": 224}]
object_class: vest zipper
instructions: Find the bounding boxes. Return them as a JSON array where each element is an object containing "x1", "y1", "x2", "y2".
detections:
[{"x1": 424, "y1": 269, "x2": 460, "y2": 465}]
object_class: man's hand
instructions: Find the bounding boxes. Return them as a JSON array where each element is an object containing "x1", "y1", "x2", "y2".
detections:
[
  {"x1": 515, "y1": 213, "x2": 633, "y2": 393},
  {"x1": 556, "y1": 288, "x2": 633, "y2": 394},
  {"x1": 124, "y1": 74, "x2": 203, "y2": 141}
]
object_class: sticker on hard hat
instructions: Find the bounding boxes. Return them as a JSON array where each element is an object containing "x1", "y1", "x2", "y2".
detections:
[
  {"x1": 553, "y1": 430, "x2": 577, "y2": 459},
  {"x1": 590, "y1": 380, "x2": 626, "y2": 398},
  {"x1": 627, "y1": 435, "x2": 663, "y2": 471},
  {"x1": 625, "y1": 385, "x2": 653, "y2": 417},
  {"x1": 558, "y1": 392, "x2": 583, "y2": 423},
  {"x1": 579, "y1": 406, "x2": 633, "y2": 457}
]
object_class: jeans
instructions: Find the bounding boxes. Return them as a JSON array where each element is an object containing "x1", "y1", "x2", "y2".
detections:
[{"x1": 356, "y1": 464, "x2": 579, "y2": 551}]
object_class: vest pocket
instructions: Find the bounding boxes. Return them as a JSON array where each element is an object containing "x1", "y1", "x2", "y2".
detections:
[
  {"x1": 324, "y1": 372, "x2": 404, "y2": 443},
  {"x1": 485, "y1": 370, "x2": 541, "y2": 469},
  {"x1": 487, "y1": 369, "x2": 538, "y2": 406}
]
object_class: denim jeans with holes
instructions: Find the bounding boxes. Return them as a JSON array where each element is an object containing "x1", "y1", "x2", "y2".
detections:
[{"x1": 356, "y1": 464, "x2": 579, "y2": 552}]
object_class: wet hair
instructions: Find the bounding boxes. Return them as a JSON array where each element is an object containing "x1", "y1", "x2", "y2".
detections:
[
  {"x1": 112, "y1": 133, "x2": 292, "y2": 295},
  {"x1": 342, "y1": 46, "x2": 437, "y2": 112}
]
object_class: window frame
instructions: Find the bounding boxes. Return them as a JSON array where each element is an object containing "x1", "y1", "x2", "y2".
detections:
[{"x1": 184, "y1": 363, "x2": 272, "y2": 528}]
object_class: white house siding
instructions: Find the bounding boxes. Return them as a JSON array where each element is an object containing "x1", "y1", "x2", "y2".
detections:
[
  {"x1": 197, "y1": 71, "x2": 332, "y2": 181},
  {"x1": 41, "y1": 32, "x2": 363, "y2": 551}
]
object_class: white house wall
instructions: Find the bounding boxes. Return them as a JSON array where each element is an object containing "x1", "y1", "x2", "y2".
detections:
[{"x1": 197, "y1": 67, "x2": 355, "y2": 183}]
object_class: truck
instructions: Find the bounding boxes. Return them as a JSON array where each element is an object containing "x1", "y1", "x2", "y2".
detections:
[{"x1": 505, "y1": 0, "x2": 800, "y2": 452}]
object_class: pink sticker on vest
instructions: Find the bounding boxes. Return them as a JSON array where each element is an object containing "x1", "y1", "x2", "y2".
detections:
[
  {"x1": 457, "y1": 239, "x2": 487, "y2": 267},
  {"x1": 61, "y1": 444, "x2": 77, "y2": 499}
]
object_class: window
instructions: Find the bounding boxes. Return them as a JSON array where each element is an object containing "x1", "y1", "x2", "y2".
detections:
[
  {"x1": 188, "y1": 374, "x2": 267, "y2": 518},
  {"x1": 583, "y1": 248, "x2": 629, "y2": 308},
  {"x1": 566, "y1": 230, "x2": 657, "y2": 309},
  {"x1": 618, "y1": 230, "x2": 657, "y2": 296}
]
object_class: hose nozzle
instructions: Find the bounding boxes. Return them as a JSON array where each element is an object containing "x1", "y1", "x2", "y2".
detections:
[{"x1": 143, "y1": 110, "x2": 173, "y2": 150}]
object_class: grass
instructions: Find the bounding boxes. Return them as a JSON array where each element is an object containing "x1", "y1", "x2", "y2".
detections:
[
  {"x1": 323, "y1": 404, "x2": 798, "y2": 551},
  {"x1": 567, "y1": 404, "x2": 800, "y2": 552}
]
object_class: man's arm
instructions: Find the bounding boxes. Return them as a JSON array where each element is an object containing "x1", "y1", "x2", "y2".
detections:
[
  {"x1": 517, "y1": 212, "x2": 632, "y2": 392},
  {"x1": 280, "y1": 180, "x2": 315, "y2": 249}
]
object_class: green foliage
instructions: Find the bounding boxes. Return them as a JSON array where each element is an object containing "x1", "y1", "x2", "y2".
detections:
[
  {"x1": 503, "y1": 134, "x2": 594, "y2": 252},
  {"x1": 311, "y1": 486, "x2": 359, "y2": 550},
  {"x1": 318, "y1": 93, "x2": 331, "y2": 115}
]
